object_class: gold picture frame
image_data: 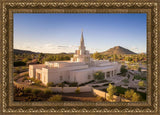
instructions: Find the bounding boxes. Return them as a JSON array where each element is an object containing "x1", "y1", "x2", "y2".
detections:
[{"x1": 0, "y1": 0, "x2": 159, "y2": 114}]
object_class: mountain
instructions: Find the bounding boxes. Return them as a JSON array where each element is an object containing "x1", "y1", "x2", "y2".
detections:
[
  {"x1": 14, "y1": 49, "x2": 38, "y2": 54},
  {"x1": 13, "y1": 49, "x2": 74, "y2": 55},
  {"x1": 101, "y1": 46, "x2": 136, "y2": 55}
]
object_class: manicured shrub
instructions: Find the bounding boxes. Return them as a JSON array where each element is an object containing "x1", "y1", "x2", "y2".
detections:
[
  {"x1": 48, "y1": 95, "x2": 62, "y2": 101},
  {"x1": 138, "y1": 81, "x2": 145, "y2": 87},
  {"x1": 75, "y1": 87, "x2": 80, "y2": 94}
]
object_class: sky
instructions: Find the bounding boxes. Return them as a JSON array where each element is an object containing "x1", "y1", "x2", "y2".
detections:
[{"x1": 14, "y1": 13, "x2": 146, "y2": 54}]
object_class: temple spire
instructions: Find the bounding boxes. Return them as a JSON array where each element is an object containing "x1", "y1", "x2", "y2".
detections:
[{"x1": 80, "y1": 30, "x2": 84, "y2": 48}]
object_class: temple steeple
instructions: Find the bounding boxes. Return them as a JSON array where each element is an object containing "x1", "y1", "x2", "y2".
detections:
[
  {"x1": 79, "y1": 30, "x2": 85, "y2": 53},
  {"x1": 80, "y1": 30, "x2": 85, "y2": 49},
  {"x1": 71, "y1": 30, "x2": 90, "y2": 64}
]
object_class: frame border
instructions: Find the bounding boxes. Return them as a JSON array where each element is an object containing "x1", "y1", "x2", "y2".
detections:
[{"x1": 0, "y1": 0, "x2": 159, "y2": 114}]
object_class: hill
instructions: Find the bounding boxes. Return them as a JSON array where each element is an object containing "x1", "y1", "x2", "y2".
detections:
[
  {"x1": 13, "y1": 49, "x2": 74, "y2": 55},
  {"x1": 101, "y1": 46, "x2": 136, "y2": 55},
  {"x1": 14, "y1": 49, "x2": 38, "y2": 54}
]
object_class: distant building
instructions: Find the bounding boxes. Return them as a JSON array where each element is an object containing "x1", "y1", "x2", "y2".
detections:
[{"x1": 29, "y1": 32, "x2": 121, "y2": 85}]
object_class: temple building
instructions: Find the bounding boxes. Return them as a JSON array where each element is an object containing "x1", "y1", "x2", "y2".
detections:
[{"x1": 29, "y1": 32, "x2": 121, "y2": 85}]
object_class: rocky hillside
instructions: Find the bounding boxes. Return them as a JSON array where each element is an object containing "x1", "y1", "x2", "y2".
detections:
[{"x1": 101, "y1": 46, "x2": 136, "y2": 55}]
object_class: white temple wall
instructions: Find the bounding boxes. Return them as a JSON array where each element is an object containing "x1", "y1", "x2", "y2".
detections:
[
  {"x1": 47, "y1": 69, "x2": 70, "y2": 84},
  {"x1": 29, "y1": 64, "x2": 45, "y2": 79},
  {"x1": 41, "y1": 68, "x2": 48, "y2": 85},
  {"x1": 70, "y1": 69, "x2": 94, "y2": 84}
]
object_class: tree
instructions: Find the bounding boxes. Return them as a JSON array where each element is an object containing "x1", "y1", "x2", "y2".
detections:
[
  {"x1": 138, "y1": 81, "x2": 145, "y2": 87},
  {"x1": 22, "y1": 58, "x2": 29, "y2": 63},
  {"x1": 120, "y1": 65, "x2": 128, "y2": 74},
  {"x1": 93, "y1": 71, "x2": 105, "y2": 81},
  {"x1": 107, "y1": 84, "x2": 117, "y2": 100},
  {"x1": 138, "y1": 67, "x2": 141, "y2": 72},
  {"x1": 132, "y1": 93, "x2": 140, "y2": 102},
  {"x1": 113, "y1": 54, "x2": 118, "y2": 61},
  {"x1": 92, "y1": 51, "x2": 103, "y2": 60}
]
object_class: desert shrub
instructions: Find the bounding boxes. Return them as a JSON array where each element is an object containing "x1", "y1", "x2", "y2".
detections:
[
  {"x1": 32, "y1": 89, "x2": 42, "y2": 96},
  {"x1": 44, "y1": 89, "x2": 52, "y2": 96},
  {"x1": 24, "y1": 88, "x2": 32, "y2": 94},
  {"x1": 48, "y1": 95, "x2": 62, "y2": 101},
  {"x1": 22, "y1": 58, "x2": 29, "y2": 63},
  {"x1": 75, "y1": 87, "x2": 80, "y2": 94},
  {"x1": 22, "y1": 77, "x2": 28, "y2": 82},
  {"x1": 23, "y1": 73, "x2": 29, "y2": 77},
  {"x1": 47, "y1": 82, "x2": 54, "y2": 87},
  {"x1": 18, "y1": 92, "x2": 23, "y2": 96},
  {"x1": 96, "y1": 96, "x2": 103, "y2": 102},
  {"x1": 13, "y1": 73, "x2": 18, "y2": 77},
  {"x1": 132, "y1": 93, "x2": 141, "y2": 102},
  {"x1": 124, "y1": 89, "x2": 134, "y2": 99}
]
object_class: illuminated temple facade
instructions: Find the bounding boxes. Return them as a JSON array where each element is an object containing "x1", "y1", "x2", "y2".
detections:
[{"x1": 29, "y1": 32, "x2": 121, "y2": 85}]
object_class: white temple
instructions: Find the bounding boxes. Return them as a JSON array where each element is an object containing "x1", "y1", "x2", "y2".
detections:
[{"x1": 29, "y1": 32, "x2": 121, "y2": 85}]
